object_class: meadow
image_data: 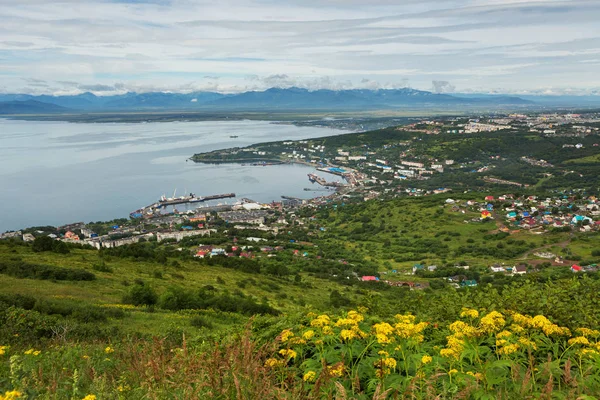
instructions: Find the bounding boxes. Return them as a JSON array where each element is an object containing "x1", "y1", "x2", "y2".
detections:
[{"x1": 1, "y1": 194, "x2": 600, "y2": 398}]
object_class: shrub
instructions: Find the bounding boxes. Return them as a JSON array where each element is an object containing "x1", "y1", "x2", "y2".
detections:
[
  {"x1": 0, "y1": 259, "x2": 95, "y2": 281},
  {"x1": 123, "y1": 282, "x2": 158, "y2": 306},
  {"x1": 190, "y1": 315, "x2": 214, "y2": 329}
]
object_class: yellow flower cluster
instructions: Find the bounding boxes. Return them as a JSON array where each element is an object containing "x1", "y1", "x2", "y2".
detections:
[
  {"x1": 372, "y1": 322, "x2": 395, "y2": 344},
  {"x1": 81, "y1": 396, "x2": 96, "y2": 400},
  {"x1": 279, "y1": 349, "x2": 297, "y2": 359},
  {"x1": 440, "y1": 334, "x2": 464, "y2": 360},
  {"x1": 24, "y1": 349, "x2": 41, "y2": 356},
  {"x1": 568, "y1": 336, "x2": 590, "y2": 346},
  {"x1": 479, "y1": 311, "x2": 505, "y2": 334},
  {"x1": 281, "y1": 329, "x2": 294, "y2": 343},
  {"x1": 497, "y1": 343, "x2": 520, "y2": 355},
  {"x1": 302, "y1": 330, "x2": 315, "y2": 340},
  {"x1": 0, "y1": 346, "x2": 8, "y2": 356},
  {"x1": 327, "y1": 363, "x2": 344, "y2": 377},
  {"x1": 576, "y1": 328, "x2": 600, "y2": 338},
  {"x1": 0, "y1": 391, "x2": 22, "y2": 400},
  {"x1": 104, "y1": 346, "x2": 114, "y2": 354},
  {"x1": 518, "y1": 337, "x2": 537, "y2": 350},
  {"x1": 310, "y1": 315, "x2": 331, "y2": 327},
  {"x1": 395, "y1": 314, "x2": 428, "y2": 342},
  {"x1": 303, "y1": 371, "x2": 317, "y2": 382},
  {"x1": 264, "y1": 357, "x2": 285, "y2": 368},
  {"x1": 512, "y1": 313, "x2": 571, "y2": 336},
  {"x1": 421, "y1": 354, "x2": 432, "y2": 364},
  {"x1": 466, "y1": 371, "x2": 484, "y2": 380},
  {"x1": 460, "y1": 308, "x2": 479, "y2": 319}
]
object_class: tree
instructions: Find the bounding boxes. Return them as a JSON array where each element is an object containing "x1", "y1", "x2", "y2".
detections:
[
  {"x1": 32, "y1": 236, "x2": 54, "y2": 252},
  {"x1": 123, "y1": 283, "x2": 158, "y2": 306}
]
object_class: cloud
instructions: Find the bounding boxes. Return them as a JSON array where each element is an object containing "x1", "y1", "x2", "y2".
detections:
[
  {"x1": 431, "y1": 80, "x2": 456, "y2": 93},
  {"x1": 77, "y1": 84, "x2": 117, "y2": 91},
  {"x1": 0, "y1": 0, "x2": 598, "y2": 95}
]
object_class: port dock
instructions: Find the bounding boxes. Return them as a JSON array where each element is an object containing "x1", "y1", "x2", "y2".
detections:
[
  {"x1": 131, "y1": 192, "x2": 236, "y2": 218},
  {"x1": 307, "y1": 173, "x2": 345, "y2": 187}
]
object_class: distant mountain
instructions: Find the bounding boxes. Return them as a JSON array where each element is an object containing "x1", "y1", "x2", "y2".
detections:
[
  {"x1": 0, "y1": 88, "x2": 536, "y2": 113},
  {"x1": 207, "y1": 87, "x2": 533, "y2": 109},
  {"x1": 102, "y1": 92, "x2": 226, "y2": 109},
  {"x1": 0, "y1": 100, "x2": 71, "y2": 114}
]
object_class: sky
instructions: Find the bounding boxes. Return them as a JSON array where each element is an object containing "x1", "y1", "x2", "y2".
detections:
[{"x1": 1, "y1": 0, "x2": 599, "y2": 96}]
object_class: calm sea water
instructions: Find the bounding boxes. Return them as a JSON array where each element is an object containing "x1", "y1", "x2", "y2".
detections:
[{"x1": 0, "y1": 119, "x2": 347, "y2": 232}]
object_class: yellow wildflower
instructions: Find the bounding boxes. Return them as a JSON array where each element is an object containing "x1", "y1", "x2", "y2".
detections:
[
  {"x1": 24, "y1": 349, "x2": 34, "y2": 355},
  {"x1": 510, "y1": 324, "x2": 525, "y2": 334},
  {"x1": 448, "y1": 369, "x2": 458, "y2": 375},
  {"x1": 373, "y1": 322, "x2": 394, "y2": 336},
  {"x1": 460, "y1": 308, "x2": 479, "y2": 319},
  {"x1": 568, "y1": 336, "x2": 590, "y2": 346},
  {"x1": 448, "y1": 321, "x2": 478, "y2": 338},
  {"x1": 288, "y1": 337, "x2": 306, "y2": 345},
  {"x1": 480, "y1": 311, "x2": 505, "y2": 333},
  {"x1": 378, "y1": 350, "x2": 389, "y2": 357},
  {"x1": 322, "y1": 326, "x2": 333, "y2": 335},
  {"x1": 395, "y1": 314, "x2": 416, "y2": 324},
  {"x1": 497, "y1": 343, "x2": 520, "y2": 355},
  {"x1": 580, "y1": 349, "x2": 599, "y2": 358},
  {"x1": 302, "y1": 330, "x2": 315, "y2": 340},
  {"x1": 82, "y1": 355, "x2": 90, "y2": 360},
  {"x1": 335, "y1": 318, "x2": 357, "y2": 327},
  {"x1": 375, "y1": 333, "x2": 392, "y2": 344},
  {"x1": 542, "y1": 324, "x2": 571, "y2": 337},
  {"x1": 382, "y1": 357, "x2": 396, "y2": 369},
  {"x1": 81, "y1": 396, "x2": 96, "y2": 400},
  {"x1": 518, "y1": 337, "x2": 538, "y2": 350},
  {"x1": 340, "y1": 329, "x2": 357, "y2": 341},
  {"x1": 512, "y1": 312, "x2": 533, "y2": 327},
  {"x1": 265, "y1": 358, "x2": 284, "y2": 368},
  {"x1": 496, "y1": 339, "x2": 508, "y2": 347},
  {"x1": 0, "y1": 390, "x2": 22, "y2": 400},
  {"x1": 396, "y1": 321, "x2": 429, "y2": 340},
  {"x1": 278, "y1": 349, "x2": 297, "y2": 359},
  {"x1": 576, "y1": 328, "x2": 600, "y2": 338},
  {"x1": 104, "y1": 346, "x2": 114, "y2": 354},
  {"x1": 440, "y1": 348, "x2": 460, "y2": 360},
  {"x1": 280, "y1": 329, "x2": 294, "y2": 343},
  {"x1": 33, "y1": 350, "x2": 41, "y2": 356},
  {"x1": 466, "y1": 371, "x2": 483, "y2": 380},
  {"x1": 496, "y1": 330, "x2": 512, "y2": 339},
  {"x1": 0, "y1": 346, "x2": 8, "y2": 356},
  {"x1": 421, "y1": 354, "x2": 432, "y2": 364},
  {"x1": 303, "y1": 371, "x2": 317, "y2": 382},
  {"x1": 327, "y1": 363, "x2": 344, "y2": 377},
  {"x1": 315, "y1": 340, "x2": 324, "y2": 346},
  {"x1": 347, "y1": 310, "x2": 364, "y2": 322},
  {"x1": 531, "y1": 315, "x2": 551, "y2": 329},
  {"x1": 310, "y1": 315, "x2": 331, "y2": 327}
]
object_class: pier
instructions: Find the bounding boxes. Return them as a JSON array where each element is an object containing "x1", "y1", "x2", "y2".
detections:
[
  {"x1": 131, "y1": 192, "x2": 236, "y2": 218},
  {"x1": 307, "y1": 173, "x2": 345, "y2": 188}
]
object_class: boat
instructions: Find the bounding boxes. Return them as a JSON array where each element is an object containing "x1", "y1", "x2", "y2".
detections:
[{"x1": 230, "y1": 135, "x2": 239, "y2": 138}]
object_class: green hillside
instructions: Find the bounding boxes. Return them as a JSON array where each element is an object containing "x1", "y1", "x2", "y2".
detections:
[{"x1": 2, "y1": 192, "x2": 600, "y2": 398}]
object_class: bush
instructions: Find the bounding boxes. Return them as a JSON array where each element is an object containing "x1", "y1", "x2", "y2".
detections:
[
  {"x1": 123, "y1": 282, "x2": 158, "y2": 306},
  {"x1": 190, "y1": 315, "x2": 214, "y2": 329},
  {"x1": 0, "y1": 259, "x2": 95, "y2": 281}
]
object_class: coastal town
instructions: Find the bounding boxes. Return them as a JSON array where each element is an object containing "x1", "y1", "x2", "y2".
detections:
[{"x1": 2, "y1": 110, "x2": 599, "y2": 291}]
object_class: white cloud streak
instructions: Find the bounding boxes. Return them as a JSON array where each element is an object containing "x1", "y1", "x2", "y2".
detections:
[{"x1": 0, "y1": 0, "x2": 599, "y2": 95}]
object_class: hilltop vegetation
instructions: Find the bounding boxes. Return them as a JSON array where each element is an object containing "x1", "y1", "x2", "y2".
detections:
[{"x1": 2, "y1": 191, "x2": 600, "y2": 398}]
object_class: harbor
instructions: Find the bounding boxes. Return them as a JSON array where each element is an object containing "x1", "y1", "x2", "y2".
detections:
[
  {"x1": 130, "y1": 192, "x2": 236, "y2": 218},
  {"x1": 307, "y1": 173, "x2": 346, "y2": 187}
]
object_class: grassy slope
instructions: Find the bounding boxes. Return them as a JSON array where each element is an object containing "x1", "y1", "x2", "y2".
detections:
[{"x1": 0, "y1": 244, "x2": 340, "y2": 337}]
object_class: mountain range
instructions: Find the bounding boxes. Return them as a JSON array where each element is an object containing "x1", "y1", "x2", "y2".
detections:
[{"x1": 0, "y1": 87, "x2": 590, "y2": 114}]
